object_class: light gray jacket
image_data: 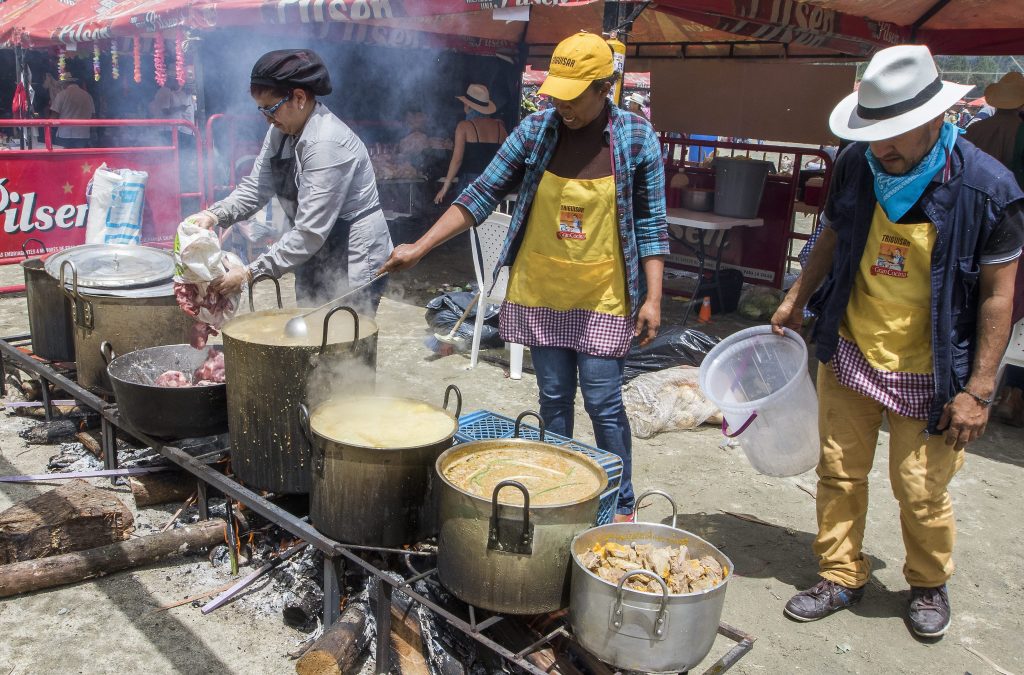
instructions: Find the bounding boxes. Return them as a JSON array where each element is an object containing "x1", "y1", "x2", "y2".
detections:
[{"x1": 208, "y1": 102, "x2": 392, "y2": 284}]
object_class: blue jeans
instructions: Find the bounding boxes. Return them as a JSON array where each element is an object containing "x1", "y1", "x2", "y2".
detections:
[{"x1": 530, "y1": 347, "x2": 634, "y2": 514}]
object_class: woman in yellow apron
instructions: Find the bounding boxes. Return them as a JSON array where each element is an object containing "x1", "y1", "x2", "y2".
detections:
[{"x1": 381, "y1": 32, "x2": 669, "y2": 521}]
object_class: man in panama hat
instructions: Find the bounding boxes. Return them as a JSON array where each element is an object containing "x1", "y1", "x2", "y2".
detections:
[{"x1": 772, "y1": 45, "x2": 1023, "y2": 639}]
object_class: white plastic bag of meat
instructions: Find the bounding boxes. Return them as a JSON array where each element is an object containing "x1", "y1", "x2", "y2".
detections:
[
  {"x1": 173, "y1": 219, "x2": 243, "y2": 348},
  {"x1": 622, "y1": 365, "x2": 723, "y2": 439}
]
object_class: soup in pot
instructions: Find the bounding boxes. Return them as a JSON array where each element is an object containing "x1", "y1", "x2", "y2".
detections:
[
  {"x1": 443, "y1": 446, "x2": 603, "y2": 506},
  {"x1": 223, "y1": 309, "x2": 378, "y2": 347},
  {"x1": 310, "y1": 396, "x2": 456, "y2": 448}
]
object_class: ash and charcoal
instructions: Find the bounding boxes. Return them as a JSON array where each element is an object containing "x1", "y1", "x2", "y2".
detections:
[{"x1": 42, "y1": 433, "x2": 227, "y2": 484}]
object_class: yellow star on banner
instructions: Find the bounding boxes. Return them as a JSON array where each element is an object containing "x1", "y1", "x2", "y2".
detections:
[
  {"x1": 81, "y1": 162, "x2": 92, "y2": 174},
  {"x1": 62, "y1": 182, "x2": 73, "y2": 194}
]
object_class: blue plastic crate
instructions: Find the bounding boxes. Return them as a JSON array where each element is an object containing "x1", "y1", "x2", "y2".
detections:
[{"x1": 455, "y1": 409, "x2": 622, "y2": 525}]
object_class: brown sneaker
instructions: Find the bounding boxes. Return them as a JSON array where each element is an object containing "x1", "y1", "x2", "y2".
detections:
[
  {"x1": 784, "y1": 578, "x2": 865, "y2": 621},
  {"x1": 908, "y1": 585, "x2": 951, "y2": 638}
]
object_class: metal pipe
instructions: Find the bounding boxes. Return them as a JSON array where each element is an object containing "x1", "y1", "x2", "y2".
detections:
[{"x1": 373, "y1": 579, "x2": 393, "y2": 674}]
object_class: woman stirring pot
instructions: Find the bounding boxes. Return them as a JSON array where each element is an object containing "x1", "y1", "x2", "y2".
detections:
[
  {"x1": 190, "y1": 49, "x2": 392, "y2": 312},
  {"x1": 382, "y1": 32, "x2": 668, "y2": 521}
]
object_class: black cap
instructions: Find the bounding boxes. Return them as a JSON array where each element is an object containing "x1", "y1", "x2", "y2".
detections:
[{"x1": 250, "y1": 49, "x2": 332, "y2": 96}]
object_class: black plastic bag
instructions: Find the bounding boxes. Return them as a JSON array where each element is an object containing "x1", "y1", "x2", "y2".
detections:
[
  {"x1": 623, "y1": 325, "x2": 720, "y2": 381},
  {"x1": 424, "y1": 291, "x2": 503, "y2": 348}
]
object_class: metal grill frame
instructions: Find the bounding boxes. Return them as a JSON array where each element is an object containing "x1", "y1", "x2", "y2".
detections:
[{"x1": 1, "y1": 334, "x2": 755, "y2": 674}]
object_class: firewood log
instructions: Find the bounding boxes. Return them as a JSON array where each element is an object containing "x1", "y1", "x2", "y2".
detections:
[
  {"x1": 0, "y1": 518, "x2": 226, "y2": 597},
  {"x1": 0, "y1": 479, "x2": 133, "y2": 564},
  {"x1": 295, "y1": 599, "x2": 370, "y2": 675},
  {"x1": 129, "y1": 472, "x2": 194, "y2": 507}
]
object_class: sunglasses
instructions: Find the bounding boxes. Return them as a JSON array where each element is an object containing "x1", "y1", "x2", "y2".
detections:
[{"x1": 257, "y1": 94, "x2": 291, "y2": 119}]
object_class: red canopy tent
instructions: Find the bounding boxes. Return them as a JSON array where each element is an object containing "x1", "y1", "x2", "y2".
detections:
[{"x1": 3, "y1": 0, "x2": 1023, "y2": 57}]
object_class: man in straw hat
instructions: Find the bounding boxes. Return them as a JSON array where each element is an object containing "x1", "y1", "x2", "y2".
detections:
[
  {"x1": 966, "y1": 71, "x2": 1024, "y2": 186},
  {"x1": 772, "y1": 45, "x2": 1023, "y2": 638},
  {"x1": 382, "y1": 31, "x2": 667, "y2": 521}
]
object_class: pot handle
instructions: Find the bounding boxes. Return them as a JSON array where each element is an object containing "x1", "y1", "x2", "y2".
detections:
[
  {"x1": 319, "y1": 306, "x2": 359, "y2": 356},
  {"x1": 247, "y1": 273, "x2": 283, "y2": 312},
  {"x1": 21, "y1": 238, "x2": 46, "y2": 258},
  {"x1": 488, "y1": 480, "x2": 533, "y2": 555},
  {"x1": 631, "y1": 489, "x2": 678, "y2": 529},
  {"x1": 513, "y1": 410, "x2": 546, "y2": 442},
  {"x1": 441, "y1": 384, "x2": 462, "y2": 420},
  {"x1": 59, "y1": 259, "x2": 80, "y2": 303},
  {"x1": 297, "y1": 404, "x2": 323, "y2": 474},
  {"x1": 99, "y1": 341, "x2": 116, "y2": 366},
  {"x1": 612, "y1": 570, "x2": 669, "y2": 638}
]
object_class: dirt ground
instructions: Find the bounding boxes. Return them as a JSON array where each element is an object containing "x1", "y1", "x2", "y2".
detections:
[{"x1": 1, "y1": 240, "x2": 1022, "y2": 675}]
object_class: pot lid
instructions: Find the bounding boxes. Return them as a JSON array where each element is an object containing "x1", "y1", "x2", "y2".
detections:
[
  {"x1": 75, "y1": 280, "x2": 177, "y2": 298},
  {"x1": 45, "y1": 244, "x2": 175, "y2": 289}
]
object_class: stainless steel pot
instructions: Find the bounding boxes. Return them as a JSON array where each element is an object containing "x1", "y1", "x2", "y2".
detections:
[
  {"x1": 299, "y1": 385, "x2": 461, "y2": 546},
  {"x1": 21, "y1": 239, "x2": 75, "y2": 362},
  {"x1": 435, "y1": 412, "x2": 607, "y2": 614},
  {"x1": 60, "y1": 260, "x2": 193, "y2": 393},
  {"x1": 569, "y1": 491, "x2": 732, "y2": 673},
  {"x1": 221, "y1": 275, "x2": 378, "y2": 494}
]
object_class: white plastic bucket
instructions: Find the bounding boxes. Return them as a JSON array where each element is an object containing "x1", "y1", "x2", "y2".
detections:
[{"x1": 699, "y1": 326, "x2": 819, "y2": 476}]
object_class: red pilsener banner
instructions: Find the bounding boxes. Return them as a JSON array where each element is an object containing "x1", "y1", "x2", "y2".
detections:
[{"x1": 0, "y1": 148, "x2": 183, "y2": 261}]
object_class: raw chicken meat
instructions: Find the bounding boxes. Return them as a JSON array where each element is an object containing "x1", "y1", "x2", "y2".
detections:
[
  {"x1": 192, "y1": 349, "x2": 225, "y2": 385},
  {"x1": 153, "y1": 349, "x2": 225, "y2": 388},
  {"x1": 154, "y1": 370, "x2": 190, "y2": 387},
  {"x1": 174, "y1": 282, "x2": 237, "y2": 349}
]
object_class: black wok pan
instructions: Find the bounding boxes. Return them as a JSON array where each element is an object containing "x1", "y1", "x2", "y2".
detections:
[{"x1": 103, "y1": 342, "x2": 228, "y2": 439}]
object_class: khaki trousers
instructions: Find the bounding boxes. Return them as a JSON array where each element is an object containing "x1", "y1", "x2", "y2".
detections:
[{"x1": 814, "y1": 364, "x2": 965, "y2": 588}]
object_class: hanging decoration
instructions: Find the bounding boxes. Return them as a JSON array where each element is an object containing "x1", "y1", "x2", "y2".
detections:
[
  {"x1": 111, "y1": 41, "x2": 119, "y2": 80},
  {"x1": 93, "y1": 44, "x2": 101, "y2": 81},
  {"x1": 175, "y1": 32, "x2": 186, "y2": 87},
  {"x1": 133, "y1": 37, "x2": 142, "y2": 83},
  {"x1": 58, "y1": 46, "x2": 68, "y2": 81},
  {"x1": 154, "y1": 36, "x2": 166, "y2": 87}
]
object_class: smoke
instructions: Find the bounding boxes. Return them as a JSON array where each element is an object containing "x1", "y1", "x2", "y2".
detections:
[{"x1": 195, "y1": 26, "x2": 520, "y2": 307}]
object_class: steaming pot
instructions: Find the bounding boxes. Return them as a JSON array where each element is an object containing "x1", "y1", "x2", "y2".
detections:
[
  {"x1": 435, "y1": 413, "x2": 607, "y2": 614},
  {"x1": 55, "y1": 246, "x2": 193, "y2": 393},
  {"x1": 299, "y1": 385, "x2": 461, "y2": 546},
  {"x1": 568, "y1": 491, "x2": 732, "y2": 673},
  {"x1": 21, "y1": 240, "x2": 75, "y2": 362},
  {"x1": 221, "y1": 275, "x2": 378, "y2": 494}
]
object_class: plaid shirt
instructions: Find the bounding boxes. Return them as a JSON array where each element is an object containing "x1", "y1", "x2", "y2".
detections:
[{"x1": 455, "y1": 105, "x2": 669, "y2": 315}]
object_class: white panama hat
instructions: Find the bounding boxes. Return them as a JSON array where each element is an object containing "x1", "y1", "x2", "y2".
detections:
[{"x1": 830, "y1": 45, "x2": 973, "y2": 142}]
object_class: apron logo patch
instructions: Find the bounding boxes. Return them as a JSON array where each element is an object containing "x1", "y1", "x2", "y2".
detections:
[
  {"x1": 557, "y1": 204, "x2": 586, "y2": 240},
  {"x1": 871, "y1": 234, "x2": 910, "y2": 278}
]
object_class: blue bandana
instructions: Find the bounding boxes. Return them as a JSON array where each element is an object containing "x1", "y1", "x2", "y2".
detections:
[
  {"x1": 466, "y1": 109, "x2": 486, "y2": 120},
  {"x1": 865, "y1": 122, "x2": 961, "y2": 222}
]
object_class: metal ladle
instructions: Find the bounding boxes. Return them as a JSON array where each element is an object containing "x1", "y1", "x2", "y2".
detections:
[{"x1": 283, "y1": 273, "x2": 387, "y2": 339}]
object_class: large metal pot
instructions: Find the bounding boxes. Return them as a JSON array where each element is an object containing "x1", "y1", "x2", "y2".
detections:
[
  {"x1": 569, "y1": 491, "x2": 732, "y2": 673},
  {"x1": 298, "y1": 385, "x2": 461, "y2": 546},
  {"x1": 60, "y1": 260, "x2": 193, "y2": 393},
  {"x1": 103, "y1": 342, "x2": 228, "y2": 439},
  {"x1": 435, "y1": 412, "x2": 608, "y2": 614},
  {"x1": 221, "y1": 275, "x2": 378, "y2": 494},
  {"x1": 21, "y1": 239, "x2": 75, "y2": 362}
]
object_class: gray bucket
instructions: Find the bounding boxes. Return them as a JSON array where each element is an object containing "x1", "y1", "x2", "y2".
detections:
[{"x1": 713, "y1": 157, "x2": 772, "y2": 218}]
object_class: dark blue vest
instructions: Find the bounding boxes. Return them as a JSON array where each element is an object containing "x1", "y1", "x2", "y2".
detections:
[{"x1": 810, "y1": 137, "x2": 1024, "y2": 433}]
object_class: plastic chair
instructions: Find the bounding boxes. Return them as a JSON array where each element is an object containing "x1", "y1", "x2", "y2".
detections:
[
  {"x1": 469, "y1": 212, "x2": 524, "y2": 379},
  {"x1": 996, "y1": 317, "x2": 1024, "y2": 390}
]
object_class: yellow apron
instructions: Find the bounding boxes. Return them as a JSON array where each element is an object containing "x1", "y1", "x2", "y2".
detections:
[
  {"x1": 506, "y1": 171, "x2": 628, "y2": 316},
  {"x1": 840, "y1": 203, "x2": 936, "y2": 374}
]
